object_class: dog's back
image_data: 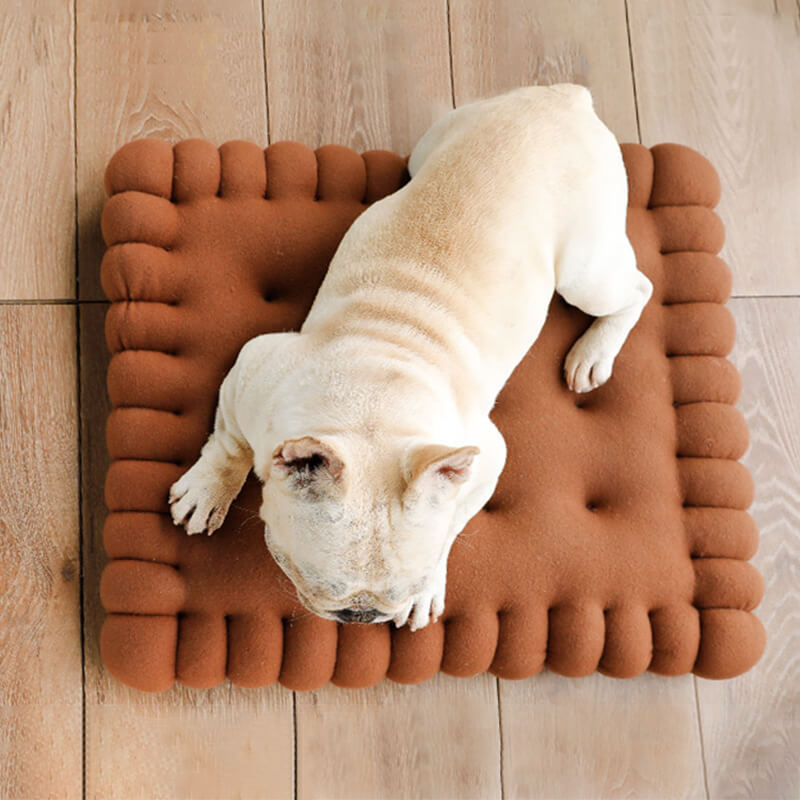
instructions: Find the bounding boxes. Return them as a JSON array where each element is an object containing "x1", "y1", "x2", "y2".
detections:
[{"x1": 301, "y1": 85, "x2": 628, "y2": 415}]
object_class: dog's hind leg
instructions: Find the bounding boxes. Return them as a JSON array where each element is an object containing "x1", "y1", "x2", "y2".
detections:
[{"x1": 558, "y1": 237, "x2": 653, "y2": 394}]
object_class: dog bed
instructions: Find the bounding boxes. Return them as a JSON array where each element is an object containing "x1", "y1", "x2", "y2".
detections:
[{"x1": 99, "y1": 137, "x2": 765, "y2": 691}]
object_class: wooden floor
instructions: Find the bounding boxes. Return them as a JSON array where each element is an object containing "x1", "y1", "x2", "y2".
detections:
[{"x1": 1, "y1": 1, "x2": 798, "y2": 798}]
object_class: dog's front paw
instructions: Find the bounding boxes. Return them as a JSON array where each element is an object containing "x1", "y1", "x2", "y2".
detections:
[
  {"x1": 564, "y1": 338, "x2": 615, "y2": 394},
  {"x1": 169, "y1": 462, "x2": 238, "y2": 536},
  {"x1": 393, "y1": 581, "x2": 446, "y2": 631}
]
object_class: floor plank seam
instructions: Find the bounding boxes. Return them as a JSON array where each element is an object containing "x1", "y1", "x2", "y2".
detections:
[
  {"x1": 692, "y1": 676, "x2": 711, "y2": 799},
  {"x1": 445, "y1": 0, "x2": 456, "y2": 108},
  {"x1": 623, "y1": 0, "x2": 642, "y2": 144},
  {"x1": 495, "y1": 677, "x2": 505, "y2": 800},
  {"x1": 76, "y1": 302, "x2": 88, "y2": 800},
  {"x1": 0, "y1": 298, "x2": 107, "y2": 305},
  {"x1": 72, "y1": 0, "x2": 87, "y2": 795},
  {"x1": 292, "y1": 690, "x2": 298, "y2": 800},
  {"x1": 259, "y1": 0, "x2": 271, "y2": 144}
]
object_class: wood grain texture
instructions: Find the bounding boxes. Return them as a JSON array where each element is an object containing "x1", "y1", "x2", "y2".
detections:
[
  {"x1": 264, "y1": 0, "x2": 453, "y2": 151},
  {"x1": 86, "y1": 693, "x2": 292, "y2": 800},
  {"x1": 264, "y1": 4, "x2": 505, "y2": 795},
  {"x1": 296, "y1": 674, "x2": 501, "y2": 799},
  {"x1": 500, "y1": 672, "x2": 707, "y2": 798},
  {"x1": 628, "y1": 0, "x2": 800, "y2": 296},
  {"x1": 0, "y1": 306, "x2": 82, "y2": 799},
  {"x1": 448, "y1": 0, "x2": 639, "y2": 142},
  {"x1": 75, "y1": 0, "x2": 269, "y2": 300},
  {"x1": 448, "y1": 7, "x2": 709, "y2": 798},
  {"x1": 0, "y1": 2, "x2": 790, "y2": 797},
  {"x1": 0, "y1": 3, "x2": 76, "y2": 300},
  {"x1": 76, "y1": 3, "x2": 295, "y2": 794},
  {"x1": 80, "y1": 303, "x2": 294, "y2": 800},
  {"x1": 695, "y1": 298, "x2": 799, "y2": 799}
]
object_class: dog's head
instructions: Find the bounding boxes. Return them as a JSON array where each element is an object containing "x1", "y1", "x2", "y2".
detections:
[{"x1": 258, "y1": 434, "x2": 478, "y2": 625}]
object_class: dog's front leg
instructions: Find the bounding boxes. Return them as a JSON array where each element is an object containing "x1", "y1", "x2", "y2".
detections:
[
  {"x1": 170, "y1": 332, "x2": 304, "y2": 535},
  {"x1": 396, "y1": 420, "x2": 508, "y2": 631},
  {"x1": 169, "y1": 366, "x2": 254, "y2": 535}
]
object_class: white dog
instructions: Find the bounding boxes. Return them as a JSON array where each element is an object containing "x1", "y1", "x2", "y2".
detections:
[{"x1": 169, "y1": 85, "x2": 652, "y2": 631}]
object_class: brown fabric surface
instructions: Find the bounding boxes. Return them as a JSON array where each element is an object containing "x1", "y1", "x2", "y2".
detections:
[{"x1": 99, "y1": 137, "x2": 765, "y2": 692}]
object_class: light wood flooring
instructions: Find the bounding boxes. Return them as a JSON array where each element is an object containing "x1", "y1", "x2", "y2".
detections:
[{"x1": 1, "y1": 2, "x2": 798, "y2": 798}]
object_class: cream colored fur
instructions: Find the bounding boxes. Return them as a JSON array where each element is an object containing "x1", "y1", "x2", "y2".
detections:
[{"x1": 169, "y1": 85, "x2": 652, "y2": 630}]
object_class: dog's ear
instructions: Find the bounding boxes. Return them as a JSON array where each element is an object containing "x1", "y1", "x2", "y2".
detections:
[
  {"x1": 272, "y1": 436, "x2": 346, "y2": 494},
  {"x1": 402, "y1": 443, "x2": 479, "y2": 504}
]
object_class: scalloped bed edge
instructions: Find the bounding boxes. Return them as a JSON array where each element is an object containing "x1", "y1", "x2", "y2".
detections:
[{"x1": 98, "y1": 138, "x2": 766, "y2": 691}]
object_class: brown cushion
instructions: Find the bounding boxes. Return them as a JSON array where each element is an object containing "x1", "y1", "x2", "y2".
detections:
[{"x1": 98, "y1": 137, "x2": 765, "y2": 692}]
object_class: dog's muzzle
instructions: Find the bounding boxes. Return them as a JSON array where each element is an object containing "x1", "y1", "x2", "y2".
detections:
[{"x1": 335, "y1": 607, "x2": 380, "y2": 624}]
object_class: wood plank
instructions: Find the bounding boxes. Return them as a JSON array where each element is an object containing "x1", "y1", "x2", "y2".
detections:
[
  {"x1": 0, "y1": 306, "x2": 82, "y2": 799},
  {"x1": 448, "y1": 6, "x2": 707, "y2": 797},
  {"x1": 75, "y1": 0, "x2": 269, "y2": 301},
  {"x1": 499, "y1": 672, "x2": 706, "y2": 798},
  {"x1": 76, "y1": 2, "x2": 295, "y2": 794},
  {"x1": 695, "y1": 298, "x2": 799, "y2": 799},
  {"x1": 297, "y1": 674, "x2": 501, "y2": 799},
  {"x1": 80, "y1": 303, "x2": 294, "y2": 799},
  {"x1": 627, "y1": 0, "x2": 800, "y2": 296},
  {"x1": 86, "y1": 694, "x2": 293, "y2": 800},
  {"x1": 448, "y1": 0, "x2": 639, "y2": 142},
  {"x1": 264, "y1": 0, "x2": 453, "y2": 152},
  {"x1": 0, "y1": 3, "x2": 75, "y2": 300},
  {"x1": 264, "y1": 3, "x2": 503, "y2": 795}
]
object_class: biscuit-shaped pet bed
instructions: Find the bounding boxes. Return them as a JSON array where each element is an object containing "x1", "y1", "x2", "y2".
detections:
[{"x1": 99, "y1": 138, "x2": 765, "y2": 691}]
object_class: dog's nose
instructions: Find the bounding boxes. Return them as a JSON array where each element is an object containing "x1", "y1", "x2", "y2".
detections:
[{"x1": 336, "y1": 607, "x2": 380, "y2": 624}]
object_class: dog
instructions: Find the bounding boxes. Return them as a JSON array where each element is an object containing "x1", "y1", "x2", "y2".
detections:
[{"x1": 169, "y1": 84, "x2": 652, "y2": 631}]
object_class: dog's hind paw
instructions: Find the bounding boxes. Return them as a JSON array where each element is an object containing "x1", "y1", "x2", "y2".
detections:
[{"x1": 563, "y1": 338, "x2": 615, "y2": 394}]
